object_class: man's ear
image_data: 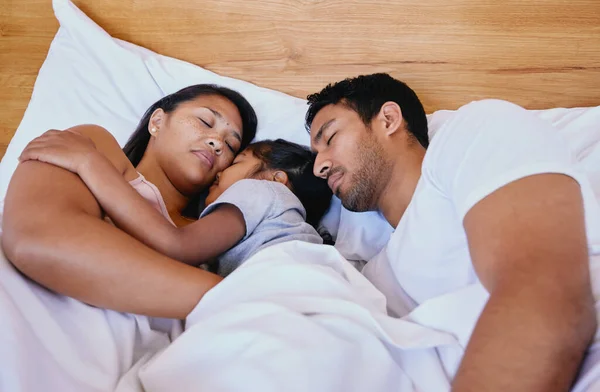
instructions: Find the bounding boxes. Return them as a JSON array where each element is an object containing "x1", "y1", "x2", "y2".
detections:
[
  {"x1": 378, "y1": 101, "x2": 404, "y2": 137},
  {"x1": 272, "y1": 170, "x2": 289, "y2": 186},
  {"x1": 148, "y1": 108, "x2": 166, "y2": 137}
]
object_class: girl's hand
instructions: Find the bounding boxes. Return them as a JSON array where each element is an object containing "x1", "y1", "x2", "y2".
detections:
[{"x1": 19, "y1": 129, "x2": 98, "y2": 174}]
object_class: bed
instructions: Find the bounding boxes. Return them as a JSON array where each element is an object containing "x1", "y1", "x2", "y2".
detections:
[{"x1": 1, "y1": 1, "x2": 600, "y2": 391}]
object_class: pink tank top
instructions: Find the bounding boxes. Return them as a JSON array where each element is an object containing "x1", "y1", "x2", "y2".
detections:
[{"x1": 128, "y1": 173, "x2": 176, "y2": 226}]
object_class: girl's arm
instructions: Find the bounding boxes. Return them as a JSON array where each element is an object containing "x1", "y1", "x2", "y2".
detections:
[
  {"x1": 78, "y1": 152, "x2": 245, "y2": 263},
  {"x1": 19, "y1": 128, "x2": 246, "y2": 264}
]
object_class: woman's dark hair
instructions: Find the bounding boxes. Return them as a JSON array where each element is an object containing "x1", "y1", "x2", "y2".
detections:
[
  {"x1": 123, "y1": 84, "x2": 258, "y2": 166},
  {"x1": 246, "y1": 139, "x2": 333, "y2": 228},
  {"x1": 305, "y1": 73, "x2": 429, "y2": 148}
]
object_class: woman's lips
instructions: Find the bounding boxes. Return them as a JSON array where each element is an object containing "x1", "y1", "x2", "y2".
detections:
[{"x1": 192, "y1": 150, "x2": 214, "y2": 169}]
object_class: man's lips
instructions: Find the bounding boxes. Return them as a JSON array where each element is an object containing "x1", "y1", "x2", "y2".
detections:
[
  {"x1": 327, "y1": 171, "x2": 343, "y2": 192},
  {"x1": 192, "y1": 150, "x2": 214, "y2": 169}
]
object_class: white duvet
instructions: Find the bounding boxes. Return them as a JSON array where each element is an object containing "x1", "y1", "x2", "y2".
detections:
[
  {"x1": 2, "y1": 1, "x2": 600, "y2": 391},
  {"x1": 137, "y1": 242, "x2": 465, "y2": 392},
  {"x1": 0, "y1": 240, "x2": 462, "y2": 392}
]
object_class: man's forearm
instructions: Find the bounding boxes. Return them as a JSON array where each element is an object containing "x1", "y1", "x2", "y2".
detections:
[{"x1": 452, "y1": 284, "x2": 596, "y2": 392}]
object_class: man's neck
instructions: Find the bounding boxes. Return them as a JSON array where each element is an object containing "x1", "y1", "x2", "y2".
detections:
[
  {"x1": 377, "y1": 147, "x2": 425, "y2": 228},
  {"x1": 136, "y1": 157, "x2": 189, "y2": 217}
]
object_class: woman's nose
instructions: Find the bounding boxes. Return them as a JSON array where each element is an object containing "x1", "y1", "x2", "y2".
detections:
[{"x1": 206, "y1": 138, "x2": 223, "y2": 155}]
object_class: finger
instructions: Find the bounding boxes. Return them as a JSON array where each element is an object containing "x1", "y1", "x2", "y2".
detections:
[
  {"x1": 27, "y1": 135, "x2": 49, "y2": 145},
  {"x1": 19, "y1": 142, "x2": 44, "y2": 160},
  {"x1": 19, "y1": 141, "x2": 57, "y2": 161},
  {"x1": 33, "y1": 131, "x2": 77, "y2": 146},
  {"x1": 32, "y1": 130, "x2": 59, "y2": 142},
  {"x1": 22, "y1": 139, "x2": 51, "y2": 152},
  {"x1": 19, "y1": 146, "x2": 43, "y2": 162},
  {"x1": 44, "y1": 129, "x2": 63, "y2": 136},
  {"x1": 19, "y1": 146, "x2": 59, "y2": 164},
  {"x1": 27, "y1": 134, "x2": 57, "y2": 146}
]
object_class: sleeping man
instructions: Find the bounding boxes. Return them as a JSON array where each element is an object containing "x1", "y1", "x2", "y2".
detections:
[{"x1": 307, "y1": 73, "x2": 600, "y2": 392}]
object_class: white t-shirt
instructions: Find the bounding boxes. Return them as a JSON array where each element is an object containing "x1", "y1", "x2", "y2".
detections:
[{"x1": 362, "y1": 99, "x2": 600, "y2": 387}]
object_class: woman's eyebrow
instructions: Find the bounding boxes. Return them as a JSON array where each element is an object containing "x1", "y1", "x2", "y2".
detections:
[
  {"x1": 228, "y1": 130, "x2": 242, "y2": 143},
  {"x1": 206, "y1": 107, "x2": 223, "y2": 120}
]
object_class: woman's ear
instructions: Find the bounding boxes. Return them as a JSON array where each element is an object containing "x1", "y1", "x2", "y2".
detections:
[
  {"x1": 148, "y1": 108, "x2": 165, "y2": 137},
  {"x1": 272, "y1": 170, "x2": 289, "y2": 186}
]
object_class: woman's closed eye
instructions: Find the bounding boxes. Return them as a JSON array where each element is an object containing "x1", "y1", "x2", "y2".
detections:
[
  {"x1": 199, "y1": 118, "x2": 212, "y2": 128},
  {"x1": 225, "y1": 141, "x2": 236, "y2": 153}
]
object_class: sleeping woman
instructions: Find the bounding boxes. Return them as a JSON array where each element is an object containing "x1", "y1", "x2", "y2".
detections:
[
  {"x1": 2, "y1": 84, "x2": 257, "y2": 319},
  {"x1": 2, "y1": 83, "x2": 332, "y2": 320}
]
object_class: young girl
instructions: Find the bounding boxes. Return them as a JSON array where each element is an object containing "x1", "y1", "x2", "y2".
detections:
[{"x1": 19, "y1": 134, "x2": 333, "y2": 276}]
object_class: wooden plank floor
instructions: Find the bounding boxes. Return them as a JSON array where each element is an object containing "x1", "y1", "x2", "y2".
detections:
[{"x1": 1, "y1": 0, "x2": 599, "y2": 159}]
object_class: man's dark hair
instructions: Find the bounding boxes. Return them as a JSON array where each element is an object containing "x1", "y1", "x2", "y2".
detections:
[{"x1": 305, "y1": 73, "x2": 429, "y2": 148}]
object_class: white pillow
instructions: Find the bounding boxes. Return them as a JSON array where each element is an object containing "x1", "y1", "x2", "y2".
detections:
[{"x1": 2, "y1": 0, "x2": 599, "y2": 262}]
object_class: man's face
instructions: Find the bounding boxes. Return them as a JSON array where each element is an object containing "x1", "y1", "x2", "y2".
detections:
[{"x1": 310, "y1": 104, "x2": 391, "y2": 212}]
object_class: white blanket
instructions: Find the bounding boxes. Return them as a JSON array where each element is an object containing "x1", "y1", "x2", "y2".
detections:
[
  {"x1": 0, "y1": 237, "x2": 463, "y2": 391},
  {"x1": 138, "y1": 241, "x2": 465, "y2": 392}
]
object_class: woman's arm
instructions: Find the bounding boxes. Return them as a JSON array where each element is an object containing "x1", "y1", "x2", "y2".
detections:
[
  {"x1": 3, "y1": 127, "x2": 222, "y2": 319},
  {"x1": 19, "y1": 129, "x2": 246, "y2": 264}
]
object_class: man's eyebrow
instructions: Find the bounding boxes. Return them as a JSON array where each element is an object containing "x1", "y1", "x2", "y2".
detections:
[{"x1": 314, "y1": 119, "x2": 336, "y2": 144}]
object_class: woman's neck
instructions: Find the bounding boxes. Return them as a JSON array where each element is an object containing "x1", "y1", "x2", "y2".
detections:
[{"x1": 135, "y1": 156, "x2": 190, "y2": 221}]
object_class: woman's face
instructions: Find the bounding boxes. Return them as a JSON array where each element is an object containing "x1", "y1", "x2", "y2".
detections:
[
  {"x1": 205, "y1": 149, "x2": 263, "y2": 205},
  {"x1": 148, "y1": 94, "x2": 244, "y2": 195}
]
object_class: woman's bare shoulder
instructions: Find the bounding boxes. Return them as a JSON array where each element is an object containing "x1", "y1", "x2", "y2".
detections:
[{"x1": 68, "y1": 124, "x2": 137, "y2": 180}]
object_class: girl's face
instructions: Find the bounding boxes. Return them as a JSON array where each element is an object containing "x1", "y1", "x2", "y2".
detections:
[
  {"x1": 205, "y1": 149, "x2": 263, "y2": 205},
  {"x1": 146, "y1": 94, "x2": 244, "y2": 196}
]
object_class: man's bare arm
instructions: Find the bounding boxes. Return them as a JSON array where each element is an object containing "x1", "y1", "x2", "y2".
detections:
[{"x1": 452, "y1": 174, "x2": 596, "y2": 391}]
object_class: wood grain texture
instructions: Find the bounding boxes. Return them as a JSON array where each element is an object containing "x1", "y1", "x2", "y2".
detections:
[{"x1": 1, "y1": 0, "x2": 599, "y2": 159}]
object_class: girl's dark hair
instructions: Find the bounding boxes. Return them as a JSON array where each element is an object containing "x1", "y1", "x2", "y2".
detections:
[
  {"x1": 123, "y1": 84, "x2": 258, "y2": 166},
  {"x1": 246, "y1": 139, "x2": 333, "y2": 228}
]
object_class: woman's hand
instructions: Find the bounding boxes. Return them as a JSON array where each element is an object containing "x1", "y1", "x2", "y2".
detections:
[{"x1": 19, "y1": 129, "x2": 99, "y2": 174}]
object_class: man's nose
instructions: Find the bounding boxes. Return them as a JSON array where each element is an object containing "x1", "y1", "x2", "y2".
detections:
[{"x1": 314, "y1": 156, "x2": 332, "y2": 179}]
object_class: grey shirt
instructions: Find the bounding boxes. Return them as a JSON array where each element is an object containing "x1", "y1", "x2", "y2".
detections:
[{"x1": 201, "y1": 179, "x2": 323, "y2": 276}]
